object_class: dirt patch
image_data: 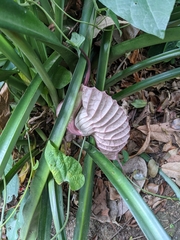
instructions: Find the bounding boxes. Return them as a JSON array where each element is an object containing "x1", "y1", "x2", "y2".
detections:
[{"x1": 66, "y1": 198, "x2": 180, "y2": 240}]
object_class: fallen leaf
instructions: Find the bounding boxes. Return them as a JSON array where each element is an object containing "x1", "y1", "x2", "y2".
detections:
[
  {"x1": 131, "y1": 115, "x2": 151, "y2": 157},
  {"x1": 138, "y1": 122, "x2": 180, "y2": 143},
  {"x1": 93, "y1": 15, "x2": 128, "y2": 38},
  {"x1": 145, "y1": 183, "x2": 159, "y2": 194},
  {"x1": 164, "y1": 148, "x2": 180, "y2": 162},
  {"x1": 108, "y1": 182, "x2": 120, "y2": 201},
  {"x1": 123, "y1": 156, "x2": 147, "y2": 189},
  {"x1": 162, "y1": 141, "x2": 174, "y2": 152},
  {"x1": 0, "y1": 83, "x2": 10, "y2": 130},
  {"x1": 118, "y1": 199, "x2": 129, "y2": 218},
  {"x1": 161, "y1": 162, "x2": 180, "y2": 186},
  {"x1": 122, "y1": 25, "x2": 140, "y2": 40},
  {"x1": 148, "y1": 159, "x2": 159, "y2": 178},
  {"x1": 171, "y1": 118, "x2": 180, "y2": 130}
]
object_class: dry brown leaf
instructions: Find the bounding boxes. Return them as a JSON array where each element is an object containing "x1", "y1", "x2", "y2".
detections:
[
  {"x1": 161, "y1": 162, "x2": 180, "y2": 186},
  {"x1": 117, "y1": 199, "x2": 129, "y2": 217},
  {"x1": 19, "y1": 162, "x2": 30, "y2": 184},
  {"x1": 164, "y1": 148, "x2": 180, "y2": 162},
  {"x1": 148, "y1": 159, "x2": 159, "y2": 178},
  {"x1": 92, "y1": 179, "x2": 111, "y2": 223},
  {"x1": 122, "y1": 25, "x2": 140, "y2": 40},
  {"x1": 171, "y1": 118, "x2": 180, "y2": 130},
  {"x1": 128, "y1": 49, "x2": 140, "y2": 64},
  {"x1": 138, "y1": 122, "x2": 180, "y2": 143},
  {"x1": 108, "y1": 182, "x2": 120, "y2": 201},
  {"x1": 130, "y1": 115, "x2": 151, "y2": 157},
  {"x1": 93, "y1": 16, "x2": 128, "y2": 38},
  {"x1": 145, "y1": 183, "x2": 159, "y2": 194},
  {"x1": 123, "y1": 156, "x2": 147, "y2": 190},
  {"x1": 162, "y1": 141, "x2": 174, "y2": 152},
  {"x1": 173, "y1": 132, "x2": 180, "y2": 147},
  {"x1": 0, "y1": 83, "x2": 10, "y2": 130}
]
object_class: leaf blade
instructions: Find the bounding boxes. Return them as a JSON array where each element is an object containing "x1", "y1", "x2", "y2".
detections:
[
  {"x1": 99, "y1": 0, "x2": 176, "y2": 38},
  {"x1": 45, "y1": 141, "x2": 85, "y2": 191}
]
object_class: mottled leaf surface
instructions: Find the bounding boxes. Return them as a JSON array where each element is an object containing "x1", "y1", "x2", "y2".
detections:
[
  {"x1": 98, "y1": 0, "x2": 176, "y2": 38},
  {"x1": 45, "y1": 141, "x2": 85, "y2": 191}
]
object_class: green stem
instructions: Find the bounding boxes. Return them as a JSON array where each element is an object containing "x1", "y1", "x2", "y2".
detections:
[
  {"x1": 109, "y1": 27, "x2": 180, "y2": 63},
  {"x1": 0, "y1": 149, "x2": 41, "y2": 193},
  {"x1": 1, "y1": 29, "x2": 58, "y2": 107},
  {"x1": 54, "y1": 0, "x2": 64, "y2": 42},
  {"x1": 0, "y1": 174, "x2": 7, "y2": 238},
  {"x1": 106, "y1": 48, "x2": 180, "y2": 89},
  {"x1": 83, "y1": 141, "x2": 171, "y2": 240},
  {"x1": 0, "y1": 52, "x2": 59, "y2": 177},
  {"x1": 140, "y1": 153, "x2": 180, "y2": 199},
  {"x1": 113, "y1": 67, "x2": 180, "y2": 101},
  {"x1": 21, "y1": 1, "x2": 95, "y2": 238},
  {"x1": 73, "y1": 137, "x2": 95, "y2": 240},
  {"x1": 48, "y1": 178, "x2": 66, "y2": 240},
  {"x1": 0, "y1": 34, "x2": 31, "y2": 81},
  {"x1": 50, "y1": 187, "x2": 71, "y2": 240},
  {"x1": 96, "y1": 26, "x2": 113, "y2": 90}
]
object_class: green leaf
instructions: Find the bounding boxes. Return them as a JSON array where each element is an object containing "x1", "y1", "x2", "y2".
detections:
[
  {"x1": 131, "y1": 99, "x2": 147, "y2": 108},
  {"x1": 0, "y1": 69, "x2": 18, "y2": 81},
  {"x1": 106, "y1": 9, "x2": 121, "y2": 33},
  {"x1": 45, "y1": 141, "x2": 85, "y2": 191},
  {"x1": 0, "y1": 0, "x2": 77, "y2": 66},
  {"x1": 5, "y1": 190, "x2": 29, "y2": 240},
  {"x1": 53, "y1": 66, "x2": 72, "y2": 89},
  {"x1": 98, "y1": 0, "x2": 176, "y2": 38},
  {"x1": 67, "y1": 32, "x2": 85, "y2": 48},
  {"x1": 3, "y1": 155, "x2": 19, "y2": 204}
]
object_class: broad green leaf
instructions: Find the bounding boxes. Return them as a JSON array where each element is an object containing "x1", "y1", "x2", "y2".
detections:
[
  {"x1": 45, "y1": 141, "x2": 85, "y2": 191},
  {"x1": 131, "y1": 99, "x2": 147, "y2": 108},
  {"x1": 98, "y1": 0, "x2": 176, "y2": 38},
  {"x1": 53, "y1": 66, "x2": 72, "y2": 89}
]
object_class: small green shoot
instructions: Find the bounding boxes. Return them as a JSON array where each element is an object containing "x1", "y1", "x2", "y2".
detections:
[{"x1": 131, "y1": 99, "x2": 147, "y2": 108}]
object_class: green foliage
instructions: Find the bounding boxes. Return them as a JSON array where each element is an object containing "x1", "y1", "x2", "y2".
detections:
[
  {"x1": 98, "y1": 0, "x2": 176, "y2": 38},
  {"x1": 3, "y1": 156, "x2": 19, "y2": 204},
  {"x1": 0, "y1": 0, "x2": 179, "y2": 239},
  {"x1": 45, "y1": 141, "x2": 85, "y2": 191},
  {"x1": 53, "y1": 66, "x2": 72, "y2": 89}
]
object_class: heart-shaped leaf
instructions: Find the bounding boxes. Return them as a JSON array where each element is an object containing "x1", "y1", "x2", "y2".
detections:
[
  {"x1": 45, "y1": 141, "x2": 85, "y2": 191},
  {"x1": 99, "y1": 0, "x2": 176, "y2": 38}
]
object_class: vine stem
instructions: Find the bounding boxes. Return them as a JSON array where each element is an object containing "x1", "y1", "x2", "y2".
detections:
[{"x1": 80, "y1": 48, "x2": 91, "y2": 86}]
